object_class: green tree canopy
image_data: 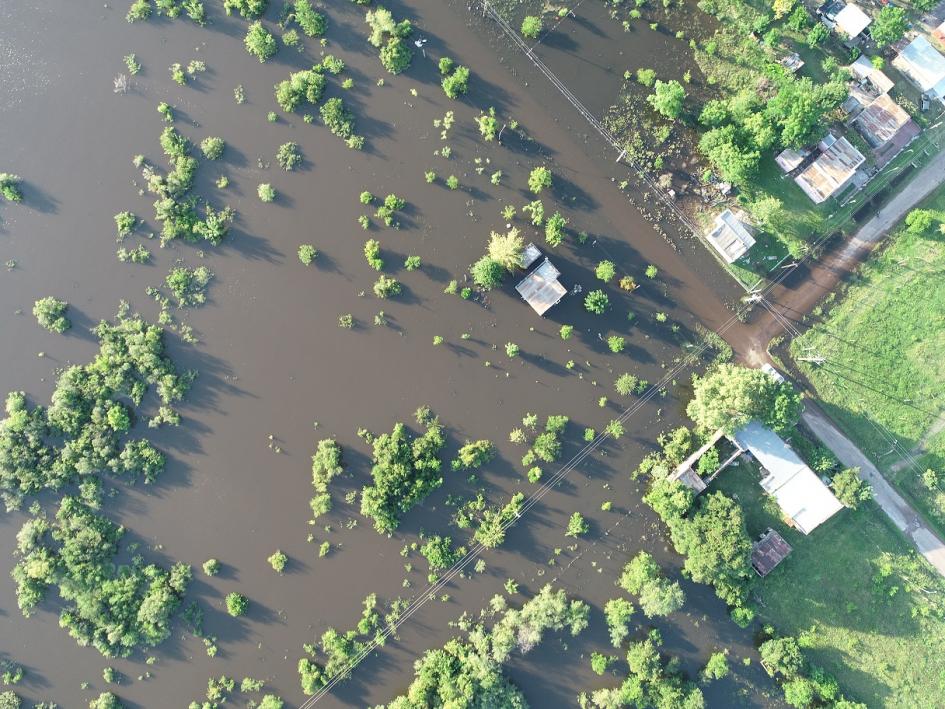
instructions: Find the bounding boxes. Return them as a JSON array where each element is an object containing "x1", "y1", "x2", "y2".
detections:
[{"x1": 686, "y1": 363, "x2": 802, "y2": 434}]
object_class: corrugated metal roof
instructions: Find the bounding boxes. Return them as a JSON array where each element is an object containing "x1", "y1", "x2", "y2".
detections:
[
  {"x1": 894, "y1": 35, "x2": 945, "y2": 95},
  {"x1": 794, "y1": 136, "x2": 865, "y2": 203},
  {"x1": 733, "y1": 421, "x2": 844, "y2": 535},
  {"x1": 835, "y1": 3, "x2": 872, "y2": 37},
  {"x1": 515, "y1": 258, "x2": 566, "y2": 316},
  {"x1": 854, "y1": 93, "x2": 913, "y2": 147},
  {"x1": 706, "y1": 209, "x2": 755, "y2": 263}
]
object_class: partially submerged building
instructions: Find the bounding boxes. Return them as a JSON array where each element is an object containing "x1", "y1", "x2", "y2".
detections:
[
  {"x1": 893, "y1": 35, "x2": 945, "y2": 101},
  {"x1": 852, "y1": 93, "x2": 920, "y2": 168},
  {"x1": 516, "y1": 257, "x2": 566, "y2": 316},
  {"x1": 794, "y1": 134, "x2": 866, "y2": 204},
  {"x1": 732, "y1": 421, "x2": 844, "y2": 535},
  {"x1": 705, "y1": 209, "x2": 756, "y2": 264}
]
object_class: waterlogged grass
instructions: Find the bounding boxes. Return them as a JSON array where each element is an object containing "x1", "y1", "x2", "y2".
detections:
[
  {"x1": 715, "y1": 460, "x2": 945, "y2": 708},
  {"x1": 792, "y1": 196, "x2": 945, "y2": 533}
]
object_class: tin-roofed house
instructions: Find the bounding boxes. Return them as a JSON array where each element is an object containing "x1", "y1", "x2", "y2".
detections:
[
  {"x1": 705, "y1": 209, "x2": 756, "y2": 264},
  {"x1": 732, "y1": 421, "x2": 844, "y2": 535},
  {"x1": 515, "y1": 258, "x2": 566, "y2": 316},
  {"x1": 853, "y1": 93, "x2": 920, "y2": 168},
  {"x1": 794, "y1": 134, "x2": 866, "y2": 203},
  {"x1": 893, "y1": 35, "x2": 945, "y2": 102},
  {"x1": 832, "y1": 3, "x2": 872, "y2": 41}
]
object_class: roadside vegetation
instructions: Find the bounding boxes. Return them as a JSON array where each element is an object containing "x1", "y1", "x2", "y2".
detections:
[{"x1": 793, "y1": 190, "x2": 945, "y2": 535}]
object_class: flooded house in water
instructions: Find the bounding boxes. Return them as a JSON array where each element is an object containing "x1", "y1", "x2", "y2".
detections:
[{"x1": 516, "y1": 249, "x2": 566, "y2": 316}]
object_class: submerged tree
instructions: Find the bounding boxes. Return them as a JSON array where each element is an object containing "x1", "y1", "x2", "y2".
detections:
[
  {"x1": 244, "y1": 21, "x2": 278, "y2": 62},
  {"x1": 32, "y1": 297, "x2": 70, "y2": 333}
]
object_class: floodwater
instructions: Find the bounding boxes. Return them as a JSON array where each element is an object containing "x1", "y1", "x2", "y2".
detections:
[{"x1": 0, "y1": 1, "x2": 778, "y2": 707}]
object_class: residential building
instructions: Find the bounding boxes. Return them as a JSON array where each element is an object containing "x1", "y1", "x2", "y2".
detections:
[
  {"x1": 794, "y1": 134, "x2": 866, "y2": 203},
  {"x1": 515, "y1": 258, "x2": 566, "y2": 316},
  {"x1": 853, "y1": 93, "x2": 921, "y2": 168},
  {"x1": 705, "y1": 209, "x2": 756, "y2": 264},
  {"x1": 893, "y1": 35, "x2": 945, "y2": 101},
  {"x1": 732, "y1": 421, "x2": 844, "y2": 535}
]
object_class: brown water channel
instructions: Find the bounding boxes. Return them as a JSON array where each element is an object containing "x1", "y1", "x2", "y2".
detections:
[{"x1": 0, "y1": 1, "x2": 777, "y2": 706}]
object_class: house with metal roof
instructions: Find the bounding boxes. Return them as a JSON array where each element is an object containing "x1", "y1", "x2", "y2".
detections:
[
  {"x1": 853, "y1": 93, "x2": 921, "y2": 168},
  {"x1": 794, "y1": 134, "x2": 866, "y2": 203},
  {"x1": 732, "y1": 421, "x2": 844, "y2": 535},
  {"x1": 705, "y1": 210, "x2": 756, "y2": 264},
  {"x1": 832, "y1": 3, "x2": 872, "y2": 40},
  {"x1": 893, "y1": 35, "x2": 945, "y2": 101},
  {"x1": 515, "y1": 258, "x2": 566, "y2": 316},
  {"x1": 751, "y1": 528, "x2": 793, "y2": 576}
]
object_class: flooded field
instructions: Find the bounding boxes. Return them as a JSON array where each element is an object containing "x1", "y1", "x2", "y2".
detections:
[{"x1": 0, "y1": 1, "x2": 777, "y2": 707}]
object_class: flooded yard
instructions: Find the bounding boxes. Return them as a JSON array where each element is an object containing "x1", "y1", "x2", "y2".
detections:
[{"x1": 0, "y1": 1, "x2": 777, "y2": 707}]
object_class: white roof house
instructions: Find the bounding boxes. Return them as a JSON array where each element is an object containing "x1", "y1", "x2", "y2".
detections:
[
  {"x1": 515, "y1": 258, "x2": 566, "y2": 316},
  {"x1": 849, "y1": 55, "x2": 895, "y2": 95},
  {"x1": 893, "y1": 35, "x2": 945, "y2": 100},
  {"x1": 733, "y1": 421, "x2": 844, "y2": 535},
  {"x1": 794, "y1": 135, "x2": 865, "y2": 203},
  {"x1": 834, "y1": 3, "x2": 872, "y2": 39},
  {"x1": 706, "y1": 209, "x2": 756, "y2": 264}
]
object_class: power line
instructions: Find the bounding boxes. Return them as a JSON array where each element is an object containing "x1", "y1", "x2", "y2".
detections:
[{"x1": 298, "y1": 4, "x2": 908, "y2": 703}]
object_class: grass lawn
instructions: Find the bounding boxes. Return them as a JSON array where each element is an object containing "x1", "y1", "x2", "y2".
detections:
[
  {"x1": 791, "y1": 184, "x2": 945, "y2": 534},
  {"x1": 715, "y1": 458, "x2": 945, "y2": 708}
]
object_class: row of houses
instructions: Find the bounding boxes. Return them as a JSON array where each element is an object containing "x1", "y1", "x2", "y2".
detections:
[{"x1": 704, "y1": 25, "x2": 945, "y2": 264}]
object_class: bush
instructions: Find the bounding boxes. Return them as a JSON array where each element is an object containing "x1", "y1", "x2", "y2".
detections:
[
  {"x1": 298, "y1": 244, "x2": 317, "y2": 265},
  {"x1": 596, "y1": 260, "x2": 616, "y2": 282},
  {"x1": 293, "y1": 0, "x2": 326, "y2": 37},
  {"x1": 0, "y1": 174, "x2": 23, "y2": 202},
  {"x1": 223, "y1": 0, "x2": 267, "y2": 19},
  {"x1": 584, "y1": 290, "x2": 609, "y2": 314},
  {"x1": 471, "y1": 256, "x2": 504, "y2": 290},
  {"x1": 320, "y1": 97, "x2": 356, "y2": 139},
  {"x1": 258, "y1": 184, "x2": 276, "y2": 203},
  {"x1": 364, "y1": 239, "x2": 383, "y2": 270},
  {"x1": 366, "y1": 7, "x2": 414, "y2": 74},
  {"x1": 33, "y1": 297, "x2": 70, "y2": 333},
  {"x1": 200, "y1": 137, "x2": 225, "y2": 160},
  {"x1": 441, "y1": 66, "x2": 470, "y2": 99},
  {"x1": 647, "y1": 80, "x2": 686, "y2": 119},
  {"x1": 276, "y1": 142, "x2": 302, "y2": 171},
  {"x1": 521, "y1": 15, "x2": 542, "y2": 38},
  {"x1": 545, "y1": 212, "x2": 567, "y2": 247},
  {"x1": 165, "y1": 265, "x2": 212, "y2": 307},
  {"x1": 565, "y1": 511, "x2": 589, "y2": 537},
  {"x1": 268, "y1": 550, "x2": 288, "y2": 573},
  {"x1": 244, "y1": 21, "x2": 278, "y2": 62},
  {"x1": 528, "y1": 166, "x2": 552, "y2": 194},
  {"x1": 89, "y1": 692, "x2": 122, "y2": 709},
  {"x1": 202, "y1": 559, "x2": 221, "y2": 576},
  {"x1": 226, "y1": 592, "x2": 249, "y2": 617},
  {"x1": 274, "y1": 69, "x2": 326, "y2": 112},
  {"x1": 114, "y1": 211, "x2": 137, "y2": 237},
  {"x1": 373, "y1": 275, "x2": 402, "y2": 299}
]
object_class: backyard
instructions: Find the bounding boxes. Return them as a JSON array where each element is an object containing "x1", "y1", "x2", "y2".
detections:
[{"x1": 715, "y1": 456, "x2": 945, "y2": 707}]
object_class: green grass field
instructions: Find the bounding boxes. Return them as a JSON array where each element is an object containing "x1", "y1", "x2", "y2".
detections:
[
  {"x1": 715, "y1": 459, "x2": 945, "y2": 708},
  {"x1": 792, "y1": 186, "x2": 945, "y2": 534}
]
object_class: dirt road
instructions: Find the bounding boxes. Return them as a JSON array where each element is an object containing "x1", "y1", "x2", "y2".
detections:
[{"x1": 802, "y1": 405, "x2": 945, "y2": 575}]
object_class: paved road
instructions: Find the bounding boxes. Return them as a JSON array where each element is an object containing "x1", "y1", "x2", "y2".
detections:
[{"x1": 802, "y1": 405, "x2": 945, "y2": 575}]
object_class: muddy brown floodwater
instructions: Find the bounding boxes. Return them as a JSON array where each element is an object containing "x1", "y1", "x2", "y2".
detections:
[{"x1": 0, "y1": 1, "x2": 780, "y2": 707}]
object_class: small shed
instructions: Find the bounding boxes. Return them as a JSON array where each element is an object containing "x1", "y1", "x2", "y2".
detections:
[
  {"x1": 849, "y1": 55, "x2": 895, "y2": 95},
  {"x1": 775, "y1": 147, "x2": 810, "y2": 173},
  {"x1": 779, "y1": 53, "x2": 805, "y2": 73},
  {"x1": 520, "y1": 242, "x2": 542, "y2": 270},
  {"x1": 794, "y1": 135, "x2": 865, "y2": 204},
  {"x1": 515, "y1": 258, "x2": 566, "y2": 316},
  {"x1": 834, "y1": 3, "x2": 872, "y2": 39},
  {"x1": 732, "y1": 421, "x2": 844, "y2": 535},
  {"x1": 893, "y1": 35, "x2": 945, "y2": 100},
  {"x1": 751, "y1": 528, "x2": 793, "y2": 577},
  {"x1": 705, "y1": 209, "x2": 756, "y2": 264}
]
